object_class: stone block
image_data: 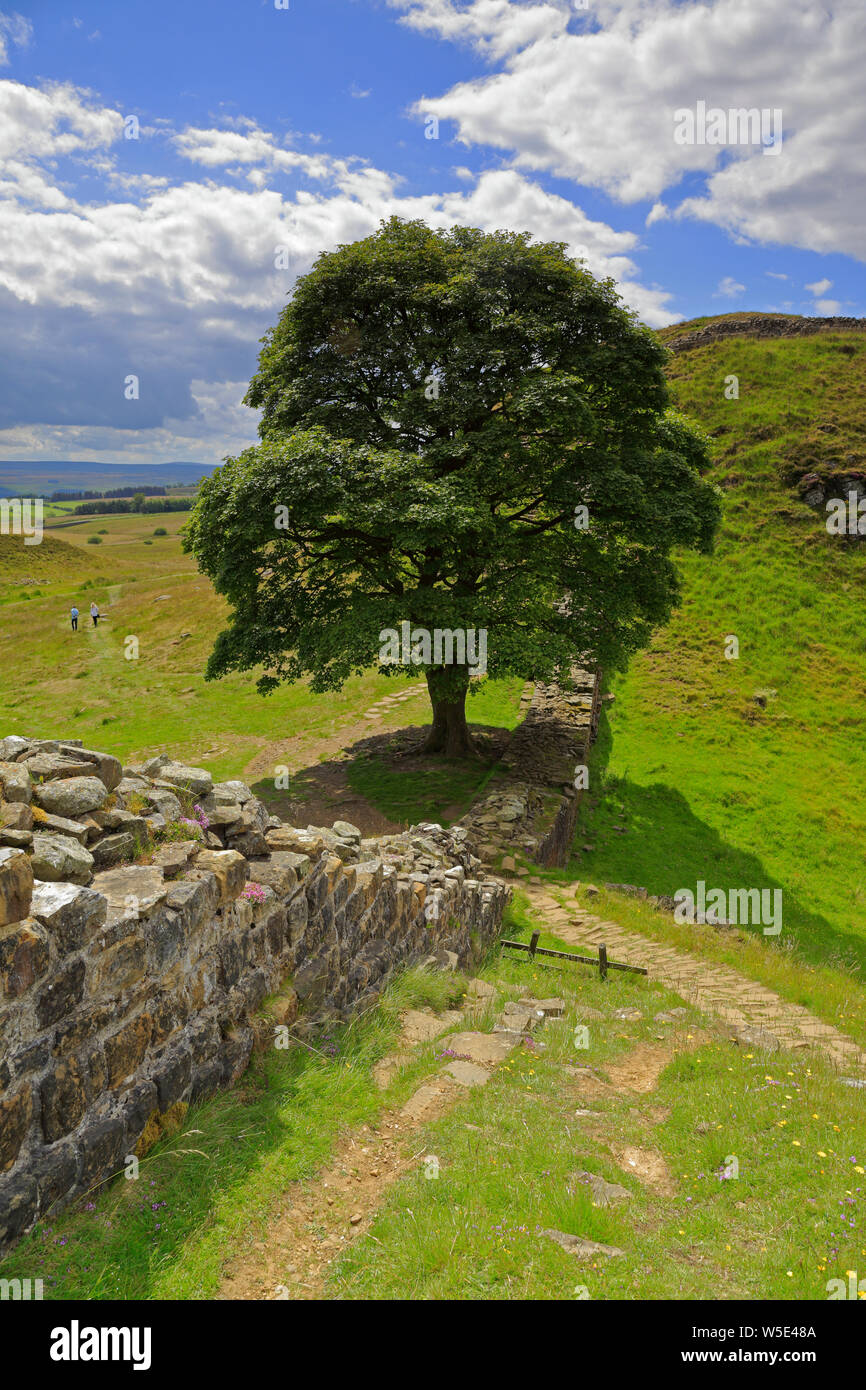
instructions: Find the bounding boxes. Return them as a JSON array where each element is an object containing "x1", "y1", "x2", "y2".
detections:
[
  {"x1": 0, "y1": 847, "x2": 33, "y2": 926},
  {"x1": 0, "y1": 917, "x2": 49, "y2": 998}
]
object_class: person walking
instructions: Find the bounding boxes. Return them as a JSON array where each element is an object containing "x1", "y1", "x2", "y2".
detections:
[
  {"x1": 90, "y1": 601, "x2": 100, "y2": 627},
  {"x1": 70, "y1": 605, "x2": 79, "y2": 631}
]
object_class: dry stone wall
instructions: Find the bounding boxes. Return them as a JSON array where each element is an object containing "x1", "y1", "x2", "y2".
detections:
[
  {"x1": 459, "y1": 667, "x2": 601, "y2": 868},
  {"x1": 0, "y1": 737, "x2": 508, "y2": 1257},
  {"x1": 664, "y1": 313, "x2": 866, "y2": 354}
]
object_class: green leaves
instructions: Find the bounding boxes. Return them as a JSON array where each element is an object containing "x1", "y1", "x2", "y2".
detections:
[{"x1": 186, "y1": 218, "x2": 720, "y2": 704}]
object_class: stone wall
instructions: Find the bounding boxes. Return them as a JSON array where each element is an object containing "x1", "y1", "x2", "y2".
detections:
[
  {"x1": 664, "y1": 313, "x2": 866, "y2": 354},
  {"x1": 459, "y1": 667, "x2": 601, "y2": 869},
  {"x1": 0, "y1": 737, "x2": 508, "y2": 1257}
]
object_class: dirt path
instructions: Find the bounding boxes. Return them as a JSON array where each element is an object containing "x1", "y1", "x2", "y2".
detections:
[
  {"x1": 216, "y1": 984, "x2": 545, "y2": 1300},
  {"x1": 240, "y1": 683, "x2": 428, "y2": 835},
  {"x1": 215, "y1": 878, "x2": 866, "y2": 1301},
  {"x1": 521, "y1": 883, "x2": 866, "y2": 1076}
]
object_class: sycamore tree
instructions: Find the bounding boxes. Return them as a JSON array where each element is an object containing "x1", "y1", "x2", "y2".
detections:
[{"x1": 184, "y1": 218, "x2": 720, "y2": 758}]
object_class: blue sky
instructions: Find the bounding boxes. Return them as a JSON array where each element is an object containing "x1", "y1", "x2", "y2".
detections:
[{"x1": 1, "y1": 0, "x2": 864, "y2": 465}]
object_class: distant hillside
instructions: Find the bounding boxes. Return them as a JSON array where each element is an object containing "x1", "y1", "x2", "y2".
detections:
[
  {"x1": 0, "y1": 532, "x2": 113, "y2": 583},
  {"x1": 0, "y1": 461, "x2": 218, "y2": 496}
]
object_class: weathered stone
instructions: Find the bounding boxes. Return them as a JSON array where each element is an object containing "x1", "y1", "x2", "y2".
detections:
[
  {"x1": 188, "y1": 849, "x2": 246, "y2": 903},
  {"x1": 33, "y1": 776, "x2": 107, "y2": 818},
  {"x1": 30, "y1": 832, "x2": 94, "y2": 886},
  {"x1": 53, "y1": 1003, "x2": 114, "y2": 1056},
  {"x1": 441, "y1": 1031, "x2": 519, "y2": 1065},
  {"x1": 0, "y1": 761, "x2": 32, "y2": 804},
  {"x1": 332, "y1": 820, "x2": 361, "y2": 843},
  {"x1": 150, "y1": 840, "x2": 199, "y2": 877},
  {"x1": 157, "y1": 762, "x2": 213, "y2": 796},
  {"x1": 0, "y1": 1086, "x2": 33, "y2": 1172},
  {"x1": 0, "y1": 801, "x2": 32, "y2": 831},
  {"x1": 103, "y1": 1013, "x2": 152, "y2": 1088},
  {"x1": 0, "y1": 846, "x2": 33, "y2": 925},
  {"x1": 201, "y1": 802, "x2": 243, "y2": 828},
  {"x1": 0, "y1": 917, "x2": 49, "y2": 997},
  {"x1": 30, "y1": 807, "x2": 92, "y2": 844},
  {"x1": 140, "y1": 754, "x2": 170, "y2": 777},
  {"x1": 211, "y1": 779, "x2": 254, "y2": 805},
  {"x1": 0, "y1": 736, "x2": 32, "y2": 762},
  {"x1": 0, "y1": 1172, "x2": 37, "y2": 1248},
  {"x1": 89, "y1": 936, "x2": 148, "y2": 993},
  {"x1": 266, "y1": 826, "x2": 327, "y2": 857},
  {"x1": 541, "y1": 1228, "x2": 624, "y2": 1259},
  {"x1": 248, "y1": 855, "x2": 299, "y2": 897},
  {"x1": 570, "y1": 1170, "x2": 633, "y2": 1207},
  {"x1": 0, "y1": 829, "x2": 32, "y2": 849},
  {"x1": 57, "y1": 744, "x2": 123, "y2": 791},
  {"x1": 30, "y1": 881, "x2": 106, "y2": 951},
  {"x1": 91, "y1": 865, "x2": 167, "y2": 925},
  {"x1": 78, "y1": 1115, "x2": 126, "y2": 1188},
  {"x1": 444, "y1": 1059, "x2": 490, "y2": 1087},
  {"x1": 35, "y1": 958, "x2": 85, "y2": 1027},
  {"x1": 225, "y1": 799, "x2": 269, "y2": 857},
  {"x1": 0, "y1": 735, "x2": 513, "y2": 1262},
  {"x1": 141, "y1": 788, "x2": 183, "y2": 821},
  {"x1": 92, "y1": 807, "x2": 149, "y2": 838},
  {"x1": 23, "y1": 751, "x2": 95, "y2": 780},
  {"x1": 90, "y1": 831, "x2": 137, "y2": 867}
]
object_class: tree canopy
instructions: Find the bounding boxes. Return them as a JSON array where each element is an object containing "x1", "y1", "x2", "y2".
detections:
[{"x1": 184, "y1": 217, "x2": 720, "y2": 756}]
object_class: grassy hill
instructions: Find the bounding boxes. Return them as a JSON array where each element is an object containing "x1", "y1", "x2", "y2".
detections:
[
  {"x1": 573, "y1": 317, "x2": 866, "y2": 981},
  {"x1": 0, "y1": 531, "x2": 114, "y2": 584}
]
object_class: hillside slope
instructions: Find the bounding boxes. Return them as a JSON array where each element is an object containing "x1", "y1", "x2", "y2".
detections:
[{"x1": 574, "y1": 316, "x2": 866, "y2": 977}]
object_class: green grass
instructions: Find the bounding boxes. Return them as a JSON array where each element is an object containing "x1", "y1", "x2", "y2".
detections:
[
  {"x1": 0, "y1": 965, "x2": 468, "y2": 1301},
  {"x1": 347, "y1": 753, "x2": 504, "y2": 828},
  {"x1": 324, "y1": 915, "x2": 866, "y2": 1301},
  {"x1": 570, "y1": 330, "x2": 866, "y2": 984}
]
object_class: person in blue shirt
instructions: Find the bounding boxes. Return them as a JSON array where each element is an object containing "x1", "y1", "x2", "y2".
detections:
[{"x1": 70, "y1": 605, "x2": 79, "y2": 631}]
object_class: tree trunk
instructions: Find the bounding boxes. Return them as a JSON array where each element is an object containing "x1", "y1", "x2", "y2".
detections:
[{"x1": 422, "y1": 670, "x2": 479, "y2": 758}]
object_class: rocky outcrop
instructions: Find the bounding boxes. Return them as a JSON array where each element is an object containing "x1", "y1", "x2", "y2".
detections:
[
  {"x1": 664, "y1": 313, "x2": 866, "y2": 354},
  {"x1": 0, "y1": 736, "x2": 509, "y2": 1257}
]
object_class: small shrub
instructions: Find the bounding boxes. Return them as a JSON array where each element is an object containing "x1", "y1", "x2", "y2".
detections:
[
  {"x1": 87, "y1": 536, "x2": 102, "y2": 545},
  {"x1": 153, "y1": 527, "x2": 168, "y2": 536}
]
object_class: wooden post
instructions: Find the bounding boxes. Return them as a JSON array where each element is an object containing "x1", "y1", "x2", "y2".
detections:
[
  {"x1": 529, "y1": 931, "x2": 540, "y2": 958},
  {"x1": 598, "y1": 943, "x2": 608, "y2": 981}
]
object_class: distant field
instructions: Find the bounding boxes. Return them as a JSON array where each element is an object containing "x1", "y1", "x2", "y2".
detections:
[{"x1": 0, "y1": 510, "x2": 523, "y2": 790}]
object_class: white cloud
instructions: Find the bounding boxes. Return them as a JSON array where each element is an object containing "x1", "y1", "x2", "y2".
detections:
[
  {"x1": 0, "y1": 81, "x2": 677, "y2": 460},
  {"x1": 388, "y1": 0, "x2": 866, "y2": 260},
  {"x1": 805, "y1": 277, "x2": 832, "y2": 295},
  {"x1": 765, "y1": 270, "x2": 788, "y2": 279},
  {"x1": 813, "y1": 298, "x2": 841, "y2": 315},
  {"x1": 714, "y1": 276, "x2": 745, "y2": 299},
  {"x1": 0, "y1": 11, "x2": 31, "y2": 66}
]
